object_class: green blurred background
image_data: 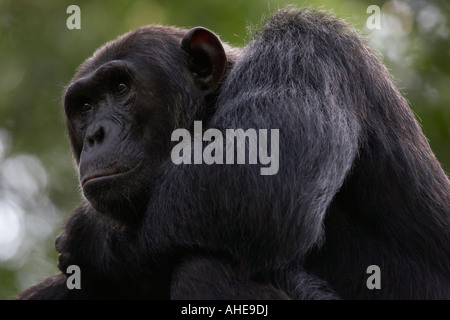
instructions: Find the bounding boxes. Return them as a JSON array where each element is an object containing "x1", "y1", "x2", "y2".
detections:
[{"x1": 0, "y1": 0, "x2": 448, "y2": 299}]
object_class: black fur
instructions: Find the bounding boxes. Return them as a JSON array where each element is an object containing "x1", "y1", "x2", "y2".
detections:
[{"x1": 16, "y1": 8, "x2": 449, "y2": 300}]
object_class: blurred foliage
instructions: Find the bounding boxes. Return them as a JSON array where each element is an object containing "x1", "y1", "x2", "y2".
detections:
[{"x1": 0, "y1": 0, "x2": 448, "y2": 299}]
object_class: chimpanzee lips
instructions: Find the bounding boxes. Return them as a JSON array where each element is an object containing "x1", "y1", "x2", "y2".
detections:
[{"x1": 81, "y1": 165, "x2": 138, "y2": 186}]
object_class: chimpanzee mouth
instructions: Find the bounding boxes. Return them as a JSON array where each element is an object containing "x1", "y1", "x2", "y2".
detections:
[{"x1": 81, "y1": 165, "x2": 139, "y2": 186}]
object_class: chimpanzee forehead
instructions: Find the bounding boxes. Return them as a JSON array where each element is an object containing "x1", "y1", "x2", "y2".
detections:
[{"x1": 72, "y1": 25, "x2": 189, "y2": 82}]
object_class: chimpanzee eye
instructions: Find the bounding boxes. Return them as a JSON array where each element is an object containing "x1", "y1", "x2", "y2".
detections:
[
  {"x1": 81, "y1": 102, "x2": 93, "y2": 113},
  {"x1": 116, "y1": 83, "x2": 128, "y2": 94}
]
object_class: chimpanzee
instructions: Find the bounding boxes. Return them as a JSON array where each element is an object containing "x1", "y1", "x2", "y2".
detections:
[{"x1": 16, "y1": 8, "x2": 449, "y2": 300}]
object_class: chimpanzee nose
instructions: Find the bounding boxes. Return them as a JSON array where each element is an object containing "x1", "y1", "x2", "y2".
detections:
[{"x1": 85, "y1": 122, "x2": 107, "y2": 148}]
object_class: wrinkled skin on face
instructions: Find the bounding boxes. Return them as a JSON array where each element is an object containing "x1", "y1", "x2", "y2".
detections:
[{"x1": 65, "y1": 59, "x2": 161, "y2": 221}]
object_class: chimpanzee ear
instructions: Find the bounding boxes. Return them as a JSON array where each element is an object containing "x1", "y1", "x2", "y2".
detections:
[{"x1": 181, "y1": 27, "x2": 227, "y2": 93}]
